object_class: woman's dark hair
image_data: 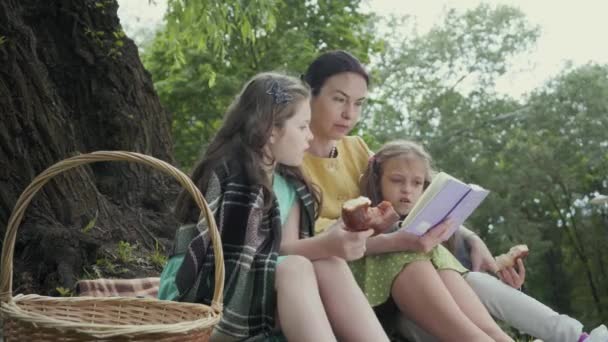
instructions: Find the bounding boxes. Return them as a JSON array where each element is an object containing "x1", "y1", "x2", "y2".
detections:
[
  {"x1": 175, "y1": 72, "x2": 320, "y2": 223},
  {"x1": 302, "y1": 50, "x2": 369, "y2": 96}
]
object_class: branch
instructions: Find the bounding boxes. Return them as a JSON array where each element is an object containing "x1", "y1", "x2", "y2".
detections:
[
  {"x1": 546, "y1": 191, "x2": 584, "y2": 259},
  {"x1": 247, "y1": 38, "x2": 260, "y2": 70},
  {"x1": 442, "y1": 106, "x2": 530, "y2": 146},
  {"x1": 546, "y1": 190, "x2": 604, "y2": 315}
]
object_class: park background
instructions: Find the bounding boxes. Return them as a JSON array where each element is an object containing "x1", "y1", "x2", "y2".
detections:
[{"x1": 1, "y1": 0, "x2": 607, "y2": 334}]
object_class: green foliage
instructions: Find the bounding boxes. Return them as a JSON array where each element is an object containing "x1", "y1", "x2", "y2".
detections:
[
  {"x1": 493, "y1": 64, "x2": 608, "y2": 324},
  {"x1": 141, "y1": 0, "x2": 608, "y2": 325},
  {"x1": 84, "y1": 27, "x2": 105, "y2": 46},
  {"x1": 83, "y1": 25, "x2": 125, "y2": 59},
  {"x1": 144, "y1": 0, "x2": 384, "y2": 168},
  {"x1": 55, "y1": 286, "x2": 73, "y2": 297},
  {"x1": 149, "y1": 240, "x2": 168, "y2": 268},
  {"x1": 81, "y1": 210, "x2": 98, "y2": 233},
  {"x1": 88, "y1": 0, "x2": 116, "y2": 14},
  {"x1": 0, "y1": 35, "x2": 7, "y2": 46},
  {"x1": 95, "y1": 257, "x2": 118, "y2": 274},
  {"x1": 365, "y1": 4, "x2": 540, "y2": 143},
  {"x1": 116, "y1": 241, "x2": 134, "y2": 264},
  {"x1": 364, "y1": 3, "x2": 607, "y2": 325}
]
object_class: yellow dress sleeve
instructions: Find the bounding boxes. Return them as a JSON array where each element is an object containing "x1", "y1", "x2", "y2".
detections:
[
  {"x1": 315, "y1": 217, "x2": 336, "y2": 235},
  {"x1": 304, "y1": 136, "x2": 374, "y2": 234}
]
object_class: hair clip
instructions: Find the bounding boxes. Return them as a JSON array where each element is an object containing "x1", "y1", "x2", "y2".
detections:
[{"x1": 266, "y1": 80, "x2": 293, "y2": 105}]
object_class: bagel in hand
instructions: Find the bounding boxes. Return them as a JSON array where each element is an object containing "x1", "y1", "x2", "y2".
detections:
[
  {"x1": 495, "y1": 244, "x2": 529, "y2": 271},
  {"x1": 342, "y1": 196, "x2": 400, "y2": 235}
]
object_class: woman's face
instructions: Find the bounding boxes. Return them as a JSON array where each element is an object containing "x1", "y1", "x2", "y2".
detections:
[{"x1": 309, "y1": 72, "x2": 368, "y2": 141}]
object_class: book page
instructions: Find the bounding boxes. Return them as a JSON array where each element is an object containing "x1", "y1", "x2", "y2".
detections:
[
  {"x1": 400, "y1": 172, "x2": 488, "y2": 237},
  {"x1": 403, "y1": 172, "x2": 460, "y2": 221}
]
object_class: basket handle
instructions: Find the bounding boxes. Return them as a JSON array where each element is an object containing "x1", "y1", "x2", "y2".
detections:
[{"x1": 0, "y1": 151, "x2": 225, "y2": 312}]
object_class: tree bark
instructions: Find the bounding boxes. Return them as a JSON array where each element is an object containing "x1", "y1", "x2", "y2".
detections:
[{"x1": 0, "y1": 0, "x2": 178, "y2": 295}]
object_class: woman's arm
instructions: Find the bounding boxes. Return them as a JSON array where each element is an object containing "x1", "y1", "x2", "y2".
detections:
[
  {"x1": 458, "y1": 226, "x2": 499, "y2": 273},
  {"x1": 457, "y1": 226, "x2": 525, "y2": 287}
]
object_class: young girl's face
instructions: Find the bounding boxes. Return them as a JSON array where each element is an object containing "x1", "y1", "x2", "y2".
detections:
[
  {"x1": 379, "y1": 156, "x2": 426, "y2": 216},
  {"x1": 269, "y1": 100, "x2": 314, "y2": 166}
]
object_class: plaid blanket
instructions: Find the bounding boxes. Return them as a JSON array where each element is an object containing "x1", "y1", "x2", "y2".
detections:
[
  {"x1": 175, "y1": 160, "x2": 282, "y2": 339},
  {"x1": 76, "y1": 277, "x2": 160, "y2": 298},
  {"x1": 173, "y1": 160, "x2": 316, "y2": 340}
]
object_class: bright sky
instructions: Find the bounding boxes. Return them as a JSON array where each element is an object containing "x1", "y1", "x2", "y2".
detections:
[{"x1": 117, "y1": 0, "x2": 608, "y2": 99}]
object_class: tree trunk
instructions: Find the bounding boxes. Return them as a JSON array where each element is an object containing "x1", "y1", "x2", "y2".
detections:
[{"x1": 0, "y1": 0, "x2": 179, "y2": 296}]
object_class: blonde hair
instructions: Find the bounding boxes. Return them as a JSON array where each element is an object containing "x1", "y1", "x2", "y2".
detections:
[
  {"x1": 360, "y1": 140, "x2": 460, "y2": 251},
  {"x1": 359, "y1": 140, "x2": 435, "y2": 206}
]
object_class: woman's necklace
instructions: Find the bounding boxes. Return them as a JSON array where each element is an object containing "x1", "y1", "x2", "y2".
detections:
[{"x1": 328, "y1": 146, "x2": 338, "y2": 158}]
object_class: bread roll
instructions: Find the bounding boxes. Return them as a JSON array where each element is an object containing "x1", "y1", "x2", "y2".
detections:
[
  {"x1": 495, "y1": 244, "x2": 529, "y2": 271},
  {"x1": 342, "y1": 197, "x2": 399, "y2": 235},
  {"x1": 342, "y1": 196, "x2": 371, "y2": 232},
  {"x1": 367, "y1": 201, "x2": 400, "y2": 234}
]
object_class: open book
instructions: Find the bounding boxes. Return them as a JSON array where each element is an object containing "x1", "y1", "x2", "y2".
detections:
[{"x1": 400, "y1": 172, "x2": 490, "y2": 238}]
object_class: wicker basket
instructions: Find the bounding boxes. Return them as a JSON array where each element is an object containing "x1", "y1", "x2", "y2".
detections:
[{"x1": 0, "y1": 151, "x2": 225, "y2": 341}]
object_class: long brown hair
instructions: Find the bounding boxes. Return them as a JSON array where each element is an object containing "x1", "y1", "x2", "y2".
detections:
[
  {"x1": 276, "y1": 164, "x2": 322, "y2": 220},
  {"x1": 175, "y1": 72, "x2": 320, "y2": 223},
  {"x1": 359, "y1": 140, "x2": 435, "y2": 207}
]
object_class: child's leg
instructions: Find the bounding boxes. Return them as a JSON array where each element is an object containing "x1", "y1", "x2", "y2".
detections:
[
  {"x1": 275, "y1": 255, "x2": 336, "y2": 342},
  {"x1": 395, "y1": 315, "x2": 437, "y2": 342},
  {"x1": 313, "y1": 256, "x2": 389, "y2": 342},
  {"x1": 391, "y1": 260, "x2": 493, "y2": 342},
  {"x1": 438, "y1": 270, "x2": 513, "y2": 342},
  {"x1": 465, "y1": 271, "x2": 583, "y2": 342}
]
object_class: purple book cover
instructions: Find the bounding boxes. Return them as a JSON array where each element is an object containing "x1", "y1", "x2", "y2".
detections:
[{"x1": 401, "y1": 176, "x2": 490, "y2": 237}]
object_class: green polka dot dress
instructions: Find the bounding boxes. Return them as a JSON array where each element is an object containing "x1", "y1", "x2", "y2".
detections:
[{"x1": 349, "y1": 244, "x2": 467, "y2": 306}]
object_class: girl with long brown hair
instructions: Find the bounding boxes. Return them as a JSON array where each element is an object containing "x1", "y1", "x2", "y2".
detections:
[{"x1": 159, "y1": 72, "x2": 388, "y2": 341}]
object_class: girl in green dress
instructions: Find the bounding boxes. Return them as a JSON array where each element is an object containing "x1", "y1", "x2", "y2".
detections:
[{"x1": 355, "y1": 139, "x2": 512, "y2": 341}]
